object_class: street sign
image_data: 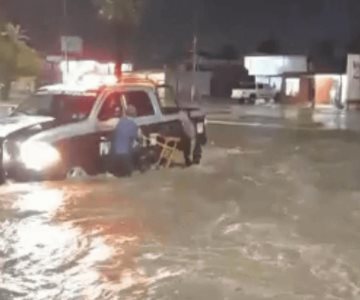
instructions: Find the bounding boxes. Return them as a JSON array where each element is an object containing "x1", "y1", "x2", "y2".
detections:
[{"x1": 61, "y1": 36, "x2": 83, "y2": 54}]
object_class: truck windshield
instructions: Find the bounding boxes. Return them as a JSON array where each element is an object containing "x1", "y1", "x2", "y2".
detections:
[{"x1": 13, "y1": 94, "x2": 97, "y2": 121}]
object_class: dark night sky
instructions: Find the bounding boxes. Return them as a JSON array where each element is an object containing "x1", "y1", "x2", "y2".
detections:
[{"x1": 2, "y1": 0, "x2": 360, "y2": 66}]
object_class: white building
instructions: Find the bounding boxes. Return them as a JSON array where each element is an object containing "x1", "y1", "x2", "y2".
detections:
[{"x1": 244, "y1": 54, "x2": 308, "y2": 91}]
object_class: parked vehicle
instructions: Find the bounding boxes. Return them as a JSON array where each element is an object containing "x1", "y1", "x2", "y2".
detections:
[
  {"x1": 0, "y1": 81, "x2": 207, "y2": 183},
  {"x1": 231, "y1": 82, "x2": 277, "y2": 104}
]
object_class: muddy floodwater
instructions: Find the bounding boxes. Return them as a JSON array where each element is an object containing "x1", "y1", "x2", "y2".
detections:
[{"x1": 1, "y1": 126, "x2": 360, "y2": 300}]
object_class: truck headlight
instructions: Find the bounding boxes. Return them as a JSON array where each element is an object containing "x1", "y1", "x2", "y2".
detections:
[{"x1": 20, "y1": 142, "x2": 61, "y2": 171}]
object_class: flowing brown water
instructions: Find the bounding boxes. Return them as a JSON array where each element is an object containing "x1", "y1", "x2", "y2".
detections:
[{"x1": 1, "y1": 126, "x2": 360, "y2": 299}]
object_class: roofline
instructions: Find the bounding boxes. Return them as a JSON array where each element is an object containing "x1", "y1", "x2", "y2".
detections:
[{"x1": 245, "y1": 54, "x2": 307, "y2": 58}]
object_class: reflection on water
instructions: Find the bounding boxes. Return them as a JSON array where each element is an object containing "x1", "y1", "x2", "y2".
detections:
[
  {"x1": 2, "y1": 131, "x2": 360, "y2": 299},
  {"x1": 0, "y1": 182, "x2": 151, "y2": 300},
  {"x1": 14, "y1": 188, "x2": 63, "y2": 213}
]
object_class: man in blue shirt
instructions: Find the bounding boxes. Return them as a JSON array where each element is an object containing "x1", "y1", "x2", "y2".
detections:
[{"x1": 112, "y1": 105, "x2": 140, "y2": 177}]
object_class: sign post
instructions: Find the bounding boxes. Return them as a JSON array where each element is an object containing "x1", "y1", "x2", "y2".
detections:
[
  {"x1": 60, "y1": 36, "x2": 83, "y2": 55},
  {"x1": 60, "y1": 36, "x2": 83, "y2": 81}
]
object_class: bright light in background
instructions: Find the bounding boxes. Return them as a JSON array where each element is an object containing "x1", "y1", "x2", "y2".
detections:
[
  {"x1": 60, "y1": 60, "x2": 121, "y2": 88},
  {"x1": 81, "y1": 73, "x2": 117, "y2": 87},
  {"x1": 121, "y1": 63, "x2": 133, "y2": 72},
  {"x1": 245, "y1": 55, "x2": 307, "y2": 76},
  {"x1": 285, "y1": 78, "x2": 300, "y2": 97}
]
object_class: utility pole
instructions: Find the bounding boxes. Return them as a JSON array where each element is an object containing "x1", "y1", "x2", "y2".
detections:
[
  {"x1": 62, "y1": 0, "x2": 69, "y2": 75},
  {"x1": 191, "y1": 33, "x2": 198, "y2": 102},
  {"x1": 191, "y1": 0, "x2": 199, "y2": 103}
]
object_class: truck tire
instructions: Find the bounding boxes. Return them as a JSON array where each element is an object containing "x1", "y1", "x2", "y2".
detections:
[
  {"x1": 238, "y1": 98, "x2": 245, "y2": 105},
  {"x1": 65, "y1": 166, "x2": 89, "y2": 179}
]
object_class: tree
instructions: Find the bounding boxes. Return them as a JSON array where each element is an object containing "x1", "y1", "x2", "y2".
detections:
[
  {"x1": 256, "y1": 39, "x2": 281, "y2": 54},
  {"x1": 94, "y1": 0, "x2": 146, "y2": 60},
  {"x1": 218, "y1": 44, "x2": 239, "y2": 60},
  {"x1": 16, "y1": 45, "x2": 41, "y2": 77},
  {"x1": 0, "y1": 23, "x2": 41, "y2": 100},
  {"x1": 94, "y1": 0, "x2": 144, "y2": 25}
]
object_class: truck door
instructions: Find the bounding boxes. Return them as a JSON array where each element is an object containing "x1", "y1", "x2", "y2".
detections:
[{"x1": 96, "y1": 92, "x2": 123, "y2": 168}]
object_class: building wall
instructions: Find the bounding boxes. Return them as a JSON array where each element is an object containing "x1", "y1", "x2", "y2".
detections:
[
  {"x1": 181, "y1": 57, "x2": 243, "y2": 71},
  {"x1": 166, "y1": 70, "x2": 212, "y2": 101},
  {"x1": 315, "y1": 76, "x2": 333, "y2": 104},
  {"x1": 282, "y1": 76, "x2": 311, "y2": 104},
  {"x1": 282, "y1": 74, "x2": 344, "y2": 106},
  {"x1": 245, "y1": 55, "x2": 308, "y2": 76},
  {"x1": 314, "y1": 75, "x2": 343, "y2": 105},
  {"x1": 299, "y1": 77, "x2": 311, "y2": 104}
]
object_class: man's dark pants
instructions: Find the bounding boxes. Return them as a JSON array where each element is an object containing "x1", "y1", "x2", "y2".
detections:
[
  {"x1": 182, "y1": 136, "x2": 202, "y2": 166},
  {"x1": 110, "y1": 153, "x2": 134, "y2": 177}
]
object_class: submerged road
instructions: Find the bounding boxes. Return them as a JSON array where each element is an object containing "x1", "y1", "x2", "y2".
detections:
[{"x1": 1, "y1": 121, "x2": 360, "y2": 300}]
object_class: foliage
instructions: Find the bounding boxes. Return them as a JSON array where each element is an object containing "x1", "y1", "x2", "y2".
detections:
[
  {"x1": 0, "y1": 35, "x2": 13, "y2": 64},
  {"x1": 93, "y1": 0, "x2": 146, "y2": 60},
  {"x1": 0, "y1": 23, "x2": 41, "y2": 99},
  {"x1": 16, "y1": 44, "x2": 42, "y2": 76},
  {"x1": 94, "y1": 0, "x2": 145, "y2": 25},
  {"x1": 2, "y1": 23, "x2": 29, "y2": 45},
  {"x1": 0, "y1": 22, "x2": 40, "y2": 76}
]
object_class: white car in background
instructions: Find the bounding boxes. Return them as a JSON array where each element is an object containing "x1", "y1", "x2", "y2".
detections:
[{"x1": 231, "y1": 82, "x2": 278, "y2": 104}]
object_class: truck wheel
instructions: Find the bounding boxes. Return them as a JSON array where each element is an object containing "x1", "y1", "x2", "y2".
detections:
[
  {"x1": 249, "y1": 94, "x2": 256, "y2": 105},
  {"x1": 238, "y1": 98, "x2": 245, "y2": 105},
  {"x1": 66, "y1": 166, "x2": 88, "y2": 179},
  {"x1": 58, "y1": 159, "x2": 91, "y2": 180}
]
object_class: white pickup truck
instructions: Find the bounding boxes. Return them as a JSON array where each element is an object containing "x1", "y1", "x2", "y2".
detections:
[
  {"x1": 231, "y1": 82, "x2": 277, "y2": 104},
  {"x1": 0, "y1": 81, "x2": 207, "y2": 182}
]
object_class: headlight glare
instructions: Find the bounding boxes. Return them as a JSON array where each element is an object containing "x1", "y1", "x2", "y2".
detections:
[{"x1": 20, "y1": 142, "x2": 60, "y2": 171}]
